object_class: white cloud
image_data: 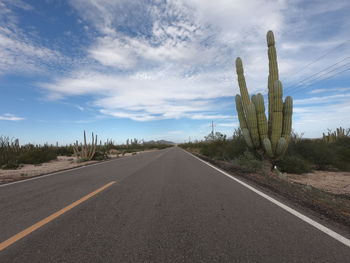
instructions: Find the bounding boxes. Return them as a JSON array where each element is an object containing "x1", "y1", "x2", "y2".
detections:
[
  {"x1": 294, "y1": 101, "x2": 350, "y2": 137},
  {"x1": 0, "y1": 32, "x2": 61, "y2": 73},
  {"x1": 294, "y1": 93, "x2": 350, "y2": 105},
  {"x1": 0, "y1": 0, "x2": 79, "y2": 74},
  {"x1": 0, "y1": 113, "x2": 24, "y2": 121},
  {"x1": 309, "y1": 87, "x2": 350, "y2": 94},
  {"x1": 41, "y1": 70, "x2": 233, "y2": 121},
  {"x1": 13, "y1": 0, "x2": 350, "y2": 138},
  {"x1": 37, "y1": 0, "x2": 289, "y2": 121},
  {"x1": 218, "y1": 122, "x2": 238, "y2": 128}
]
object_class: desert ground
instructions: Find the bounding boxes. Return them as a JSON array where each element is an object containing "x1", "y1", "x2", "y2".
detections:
[
  {"x1": 286, "y1": 171, "x2": 350, "y2": 195},
  {"x1": 0, "y1": 151, "x2": 155, "y2": 184}
]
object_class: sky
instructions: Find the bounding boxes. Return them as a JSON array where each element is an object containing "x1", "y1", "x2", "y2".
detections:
[{"x1": 1, "y1": 0, "x2": 350, "y2": 145}]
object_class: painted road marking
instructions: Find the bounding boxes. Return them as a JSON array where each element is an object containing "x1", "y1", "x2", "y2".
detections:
[
  {"x1": 184, "y1": 150, "x2": 350, "y2": 249},
  {"x1": 0, "y1": 155, "x2": 127, "y2": 188},
  {"x1": 0, "y1": 148, "x2": 170, "y2": 188},
  {"x1": 0, "y1": 181, "x2": 116, "y2": 251}
]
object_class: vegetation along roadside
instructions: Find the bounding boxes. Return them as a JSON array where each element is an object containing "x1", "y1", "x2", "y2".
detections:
[{"x1": 181, "y1": 30, "x2": 350, "y2": 230}]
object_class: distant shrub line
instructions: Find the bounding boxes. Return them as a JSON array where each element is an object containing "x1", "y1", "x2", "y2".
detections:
[
  {"x1": 180, "y1": 129, "x2": 350, "y2": 174},
  {"x1": 0, "y1": 135, "x2": 172, "y2": 169}
]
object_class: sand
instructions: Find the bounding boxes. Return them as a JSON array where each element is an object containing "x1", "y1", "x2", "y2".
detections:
[
  {"x1": 0, "y1": 150, "x2": 157, "y2": 184},
  {"x1": 286, "y1": 171, "x2": 350, "y2": 195}
]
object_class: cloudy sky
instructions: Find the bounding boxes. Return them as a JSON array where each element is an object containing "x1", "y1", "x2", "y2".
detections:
[{"x1": 1, "y1": 0, "x2": 350, "y2": 144}]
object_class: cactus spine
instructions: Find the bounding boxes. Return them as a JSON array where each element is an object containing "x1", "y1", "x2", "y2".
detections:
[
  {"x1": 234, "y1": 31, "x2": 293, "y2": 160},
  {"x1": 73, "y1": 130, "x2": 97, "y2": 161}
]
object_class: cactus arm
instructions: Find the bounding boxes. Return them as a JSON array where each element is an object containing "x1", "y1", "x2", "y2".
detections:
[
  {"x1": 275, "y1": 137, "x2": 287, "y2": 157},
  {"x1": 252, "y1": 93, "x2": 268, "y2": 144},
  {"x1": 242, "y1": 128, "x2": 254, "y2": 148},
  {"x1": 236, "y1": 57, "x2": 250, "y2": 110},
  {"x1": 92, "y1": 134, "x2": 97, "y2": 160},
  {"x1": 270, "y1": 80, "x2": 283, "y2": 153},
  {"x1": 235, "y1": 95, "x2": 248, "y2": 129},
  {"x1": 267, "y1": 31, "x2": 279, "y2": 82},
  {"x1": 267, "y1": 31, "x2": 279, "y2": 137},
  {"x1": 88, "y1": 132, "x2": 93, "y2": 160},
  {"x1": 73, "y1": 140, "x2": 80, "y2": 158},
  {"x1": 282, "y1": 96, "x2": 293, "y2": 142},
  {"x1": 83, "y1": 130, "x2": 87, "y2": 158},
  {"x1": 263, "y1": 138, "x2": 273, "y2": 158},
  {"x1": 246, "y1": 103, "x2": 260, "y2": 148}
]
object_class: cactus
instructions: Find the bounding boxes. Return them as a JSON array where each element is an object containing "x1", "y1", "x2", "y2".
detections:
[
  {"x1": 234, "y1": 31, "x2": 293, "y2": 160},
  {"x1": 73, "y1": 130, "x2": 97, "y2": 161},
  {"x1": 323, "y1": 127, "x2": 350, "y2": 143}
]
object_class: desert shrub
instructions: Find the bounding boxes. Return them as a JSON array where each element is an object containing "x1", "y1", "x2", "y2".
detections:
[
  {"x1": 92, "y1": 150, "x2": 109, "y2": 161},
  {"x1": 286, "y1": 139, "x2": 337, "y2": 170},
  {"x1": 181, "y1": 129, "x2": 350, "y2": 173},
  {"x1": 18, "y1": 145, "x2": 57, "y2": 164},
  {"x1": 199, "y1": 138, "x2": 246, "y2": 161},
  {"x1": 1, "y1": 162, "x2": 21, "y2": 170},
  {"x1": 200, "y1": 140, "x2": 225, "y2": 160},
  {"x1": 181, "y1": 130, "x2": 247, "y2": 161},
  {"x1": 277, "y1": 155, "x2": 312, "y2": 174},
  {"x1": 283, "y1": 137, "x2": 350, "y2": 171},
  {"x1": 226, "y1": 136, "x2": 247, "y2": 159},
  {"x1": 0, "y1": 136, "x2": 20, "y2": 168},
  {"x1": 234, "y1": 150, "x2": 263, "y2": 172},
  {"x1": 55, "y1": 146, "x2": 74, "y2": 156},
  {"x1": 332, "y1": 137, "x2": 350, "y2": 171}
]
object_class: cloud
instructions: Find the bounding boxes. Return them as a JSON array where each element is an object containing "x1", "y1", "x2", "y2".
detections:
[
  {"x1": 0, "y1": 1, "x2": 80, "y2": 74},
  {"x1": 37, "y1": 0, "x2": 289, "y2": 121},
  {"x1": 6, "y1": 0, "x2": 348, "y2": 137},
  {"x1": 294, "y1": 93, "x2": 350, "y2": 105},
  {"x1": 294, "y1": 101, "x2": 350, "y2": 137},
  {"x1": 309, "y1": 87, "x2": 350, "y2": 94},
  {"x1": 0, "y1": 113, "x2": 24, "y2": 121},
  {"x1": 41, "y1": 69, "x2": 234, "y2": 121},
  {"x1": 217, "y1": 122, "x2": 239, "y2": 128}
]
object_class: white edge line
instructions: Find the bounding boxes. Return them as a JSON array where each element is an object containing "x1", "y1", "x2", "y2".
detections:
[
  {"x1": 183, "y1": 150, "x2": 350, "y2": 248},
  {"x1": 0, "y1": 150, "x2": 159, "y2": 188},
  {"x1": 0, "y1": 159, "x2": 117, "y2": 187}
]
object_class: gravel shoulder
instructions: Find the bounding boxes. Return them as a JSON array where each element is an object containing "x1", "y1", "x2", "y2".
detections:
[{"x1": 0, "y1": 150, "x2": 157, "y2": 184}]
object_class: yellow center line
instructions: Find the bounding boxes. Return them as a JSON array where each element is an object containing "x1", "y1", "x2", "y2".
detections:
[{"x1": 0, "y1": 181, "x2": 116, "y2": 252}]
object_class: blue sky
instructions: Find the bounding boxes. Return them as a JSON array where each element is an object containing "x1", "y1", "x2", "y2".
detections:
[{"x1": 1, "y1": 0, "x2": 350, "y2": 144}]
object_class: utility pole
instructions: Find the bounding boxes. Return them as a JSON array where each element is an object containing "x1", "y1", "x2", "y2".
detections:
[{"x1": 211, "y1": 121, "x2": 215, "y2": 138}]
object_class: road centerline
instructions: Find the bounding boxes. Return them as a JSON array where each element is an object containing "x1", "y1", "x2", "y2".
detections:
[{"x1": 0, "y1": 181, "x2": 116, "y2": 252}]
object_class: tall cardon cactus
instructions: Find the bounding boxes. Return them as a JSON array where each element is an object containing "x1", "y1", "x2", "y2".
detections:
[
  {"x1": 235, "y1": 31, "x2": 293, "y2": 161},
  {"x1": 73, "y1": 130, "x2": 97, "y2": 161}
]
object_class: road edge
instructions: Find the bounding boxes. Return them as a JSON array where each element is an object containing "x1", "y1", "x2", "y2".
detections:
[
  {"x1": 183, "y1": 149, "x2": 350, "y2": 249},
  {"x1": 0, "y1": 150, "x2": 162, "y2": 187}
]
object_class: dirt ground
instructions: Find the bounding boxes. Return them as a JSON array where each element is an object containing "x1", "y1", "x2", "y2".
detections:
[
  {"x1": 286, "y1": 171, "x2": 350, "y2": 195},
  {"x1": 0, "y1": 150, "x2": 155, "y2": 184}
]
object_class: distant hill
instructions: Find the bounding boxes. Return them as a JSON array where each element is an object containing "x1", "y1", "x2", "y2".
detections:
[{"x1": 144, "y1": 140, "x2": 175, "y2": 145}]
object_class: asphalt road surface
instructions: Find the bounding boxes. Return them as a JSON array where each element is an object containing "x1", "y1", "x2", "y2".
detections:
[{"x1": 0, "y1": 147, "x2": 349, "y2": 262}]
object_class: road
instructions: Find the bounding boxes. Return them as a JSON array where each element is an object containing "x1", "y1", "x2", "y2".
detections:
[{"x1": 0, "y1": 147, "x2": 349, "y2": 262}]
